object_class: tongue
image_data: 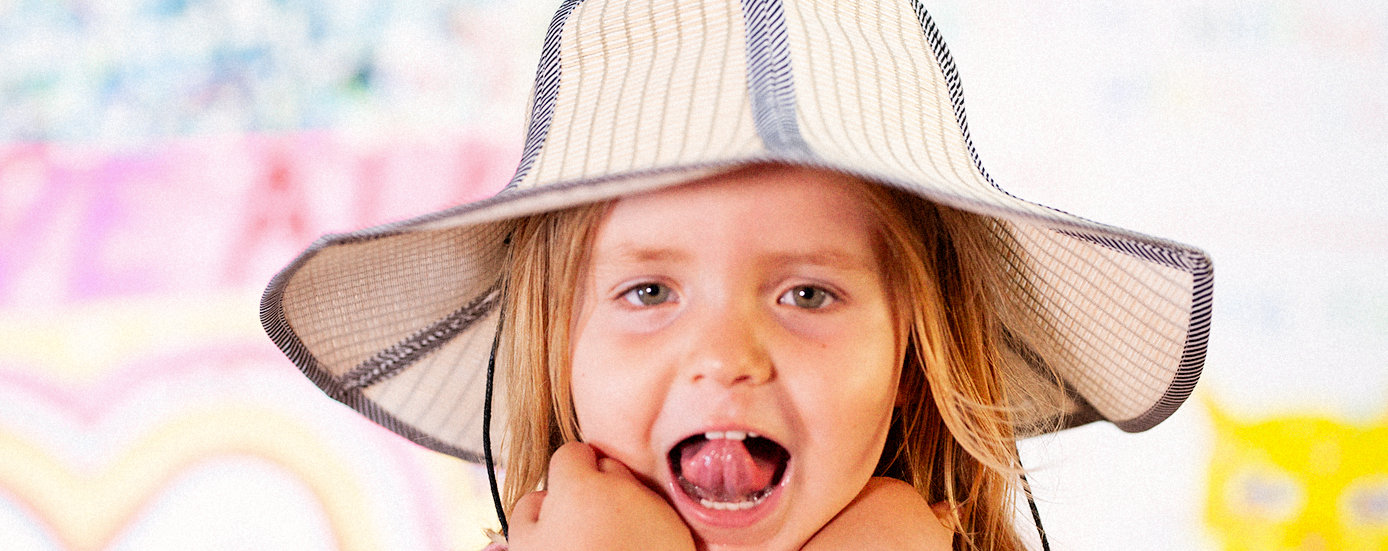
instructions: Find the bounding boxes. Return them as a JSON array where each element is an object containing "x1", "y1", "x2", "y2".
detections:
[{"x1": 679, "y1": 438, "x2": 777, "y2": 501}]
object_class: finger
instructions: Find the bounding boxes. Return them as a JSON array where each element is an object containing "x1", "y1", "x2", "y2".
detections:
[
  {"x1": 596, "y1": 455, "x2": 675, "y2": 501},
  {"x1": 547, "y1": 441, "x2": 599, "y2": 488},
  {"x1": 596, "y1": 456, "x2": 633, "y2": 477},
  {"x1": 512, "y1": 490, "x2": 547, "y2": 524},
  {"x1": 930, "y1": 500, "x2": 958, "y2": 529}
]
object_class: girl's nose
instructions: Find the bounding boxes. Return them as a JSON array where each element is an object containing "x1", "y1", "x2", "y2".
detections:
[{"x1": 685, "y1": 305, "x2": 774, "y2": 388}]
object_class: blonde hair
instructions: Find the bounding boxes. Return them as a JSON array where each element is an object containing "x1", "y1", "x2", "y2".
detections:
[
  {"x1": 496, "y1": 167, "x2": 1063, "y2": 550},
  {"x1": 497, "y1": 200, "x2": 610, "y2": 513},
  {"x1": 856, "y1": 182, "x2": 1047, "y2": 551}
]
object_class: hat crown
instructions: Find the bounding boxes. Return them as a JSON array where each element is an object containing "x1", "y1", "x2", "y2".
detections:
[{"x1": 511, "y1": 0, "x2": 1025, "y2": 217}]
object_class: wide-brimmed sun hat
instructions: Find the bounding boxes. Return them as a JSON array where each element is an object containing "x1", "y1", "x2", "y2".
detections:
[{"x1": 261, "y1": 0, "x2": 1211, "y2": 470}]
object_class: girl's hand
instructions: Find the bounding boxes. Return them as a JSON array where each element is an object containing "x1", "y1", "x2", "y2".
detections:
[
  {"x1": 800, "y1": 477, "x2": 955, "y2": 550},
  {"x1": 507, "y1": 442, "x2": 697, "y2": 551}
]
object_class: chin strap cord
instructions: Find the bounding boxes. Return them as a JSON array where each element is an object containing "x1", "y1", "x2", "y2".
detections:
[
  {"x1": 484, "y1": 310, "x2": 508, "y2": 537},
  {"x1": 1017, "y1": 453, "x2": 1050, "y2": 551}
]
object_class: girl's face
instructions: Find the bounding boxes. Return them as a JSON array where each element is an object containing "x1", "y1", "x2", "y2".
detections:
[{"x1": 569, "y1": 165, "x2": 906, "y2": 551}]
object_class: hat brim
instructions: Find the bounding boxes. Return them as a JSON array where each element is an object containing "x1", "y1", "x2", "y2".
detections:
[
  {"x1": 261, "y1": 0, "x2": 1211, "y2": 464},
  {"x1": 262, "y1": 154, "x2": 1210, "y2": 463}
]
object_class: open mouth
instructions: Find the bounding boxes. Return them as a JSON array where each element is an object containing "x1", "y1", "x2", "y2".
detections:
[{"x1": 668, "y1": 430, "x2": 790, "y2": 511}]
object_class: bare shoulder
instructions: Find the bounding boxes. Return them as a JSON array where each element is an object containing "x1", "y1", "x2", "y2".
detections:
[{"x1": 802, "y1": 477, "x2": 954, "y2": 550}]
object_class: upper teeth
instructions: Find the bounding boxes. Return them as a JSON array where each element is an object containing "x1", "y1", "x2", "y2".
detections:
[{"x1": 705, "y1": 430, "x2": 757, "y2": 441}]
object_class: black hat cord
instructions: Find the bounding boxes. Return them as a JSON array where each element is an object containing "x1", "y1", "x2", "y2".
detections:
[
  {"x1": 1019, "y1": 452, "x2": 1050, "y2": 550},
  {"x1": 484, "y1": 309, "x2": 508, "y2": 537}
]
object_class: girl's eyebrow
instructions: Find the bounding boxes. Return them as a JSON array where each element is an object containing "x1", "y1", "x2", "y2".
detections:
[
  {"x1": 762, "y1": 250, "x2": 876, "y2": 273},
  {"x1": 595, "y1": 245, "x2": 874, "y2": 272},
  {"x1": 598, "y1": 245, "x2": 691, "y2": 264}
]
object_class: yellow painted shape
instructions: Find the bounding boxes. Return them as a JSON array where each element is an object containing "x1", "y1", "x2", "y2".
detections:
[
  {"x1": 0, "y1": 291, "x2": 265, "y2": 384},
  {"x1": 0, "y1": 405, "x2": 380, "y2": 551},
  {"x1": 1206, "y1": 401, "x2": 1388, "y2": 550}
]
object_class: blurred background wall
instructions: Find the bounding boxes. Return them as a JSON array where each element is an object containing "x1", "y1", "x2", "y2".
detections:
[{"x1": 0, "y1": 1, "x2": 1384, "y2": 549}]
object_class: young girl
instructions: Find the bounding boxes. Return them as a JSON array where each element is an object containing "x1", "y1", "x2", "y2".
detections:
[
  {"x1": 497, "y1": 163, "x2": 1026, "y2": 550},
  {"x1": 261, "y1": 0, "x2": 1213, "y2": 549}
]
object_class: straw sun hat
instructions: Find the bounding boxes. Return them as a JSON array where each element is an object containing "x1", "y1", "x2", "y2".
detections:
[{"x1": 262, "y1": 0, "x2": 1211, "y2": 475}]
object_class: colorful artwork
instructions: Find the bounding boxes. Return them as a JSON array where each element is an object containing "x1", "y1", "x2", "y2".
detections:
[
  {"x1": 0, "y1": 1, "x2": 544, "y2": 549},
  {"x1": 1206, "y1": 401, "x2": 1388, "y2": 550},
  {"x1": 0, "y1": 0, "x2": 549, "y2": 143},
  {"x1": 0, "y1": 135, "x2": 518, "y2": 305},
  {"x1": 2, "y1": 0, "x2": 1386, "y2": 549},
  {"x1": 0, "y1": 292, "x2": 510, "y2": 550}
]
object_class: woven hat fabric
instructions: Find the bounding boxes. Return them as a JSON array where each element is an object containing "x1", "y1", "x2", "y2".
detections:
[{"x1": 261, "y1": 0, "x2": 1212, "y2": 464}]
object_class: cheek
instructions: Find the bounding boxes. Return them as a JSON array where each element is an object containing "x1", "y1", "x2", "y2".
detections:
[
  {"x1": 569, "y1": 326, "x2": 665, "y2": 470},
  {"x1": 570, "y1": 336, "x2": 623, "y2": 438},
  {"x1": 836, "y1": 356, "x2": 900, "y2": 448},
  {"x1": 839, "y1": 302, "x2": 904, "y2": 411},
  {"x1": 796, "y1": 319, "x2": 901, "y2": 460}
]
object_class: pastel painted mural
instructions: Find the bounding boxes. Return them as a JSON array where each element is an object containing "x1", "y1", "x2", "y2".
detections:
[
  {"x1": 1, "y1": 1, "x2": 545, "y2": 549},
  {"x1": 2, "y1": 0, "x2": 1386, "y2": 549}
]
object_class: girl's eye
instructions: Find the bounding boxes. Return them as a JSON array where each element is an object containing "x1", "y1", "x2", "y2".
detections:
[
  {"x1": 622, "y1": 283, "x2": 675, "y2": 306},
  {"x1": 779, "y1": 285, "x2": 835, "y2": 309}
]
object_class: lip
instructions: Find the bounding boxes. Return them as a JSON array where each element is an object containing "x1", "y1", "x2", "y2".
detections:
[{"x1": 662, "y1": 425, "x2": 792, "y2": 532}]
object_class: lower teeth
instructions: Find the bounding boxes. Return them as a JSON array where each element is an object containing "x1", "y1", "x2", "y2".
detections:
[{"x1": 699, "y1": 496, "x2": 763, "y2": 511}]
